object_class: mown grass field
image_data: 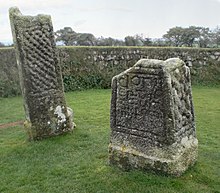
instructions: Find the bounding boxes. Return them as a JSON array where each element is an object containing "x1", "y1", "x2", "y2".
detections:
[{"x1": 0, "y1": 86, "x2": 219, "y2": 193}]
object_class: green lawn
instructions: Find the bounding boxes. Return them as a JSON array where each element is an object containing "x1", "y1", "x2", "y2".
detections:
[{"x1": 0, "y1": 86, "x2": 219, "y2": 193}]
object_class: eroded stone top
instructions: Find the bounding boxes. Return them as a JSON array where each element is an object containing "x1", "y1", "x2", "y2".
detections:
[{"x1": 9, "y1": 7, "x2": 51, "y2": 24}]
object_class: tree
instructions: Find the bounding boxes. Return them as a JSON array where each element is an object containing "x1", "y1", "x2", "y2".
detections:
[
  {"x1": 181, "y1": 26, "x2": 200, "y2": 47},
  {"x1": 211, "y1": 26, "x2": 220, "y2": 48},
  {"x1": 125, "y1": 36, "x2": 137, "y2": 46},
  {"x1": 76, "y1": 33, "x2": 96, "y2": 46},
  {"x1": 55, "y1": 27, "x2": 98, "y2": 46},
  {"x1": 152, "y1": 38, "x2": 168, "y2": 47},
  {"x1": 55, "y1": 27, "x2": 77, "y2": 46},
  {"x1": 96, "y1": 37, "x2": 109, "y2": 46},
  {"x1": 133, "y1": 34, "x2": 152, "y2": 46},
  {"x1": 124, "y1": 34, "x2": 151, "y2": 46},
  {"x1": 196, "y1": 27, "x2": 211, "y2": 48},
  {"x1": 142, "y1": 37, "x2": 152, "y2": 46},
  {"x1": 163, "y1": 26, "x2": 207, "y2": 47},
  {"x1": 96, "y1": 37, "x2": 124, "y2": 46},
  {"x1": 163, "y1": 27, "x2": 185, "y2": 47}
]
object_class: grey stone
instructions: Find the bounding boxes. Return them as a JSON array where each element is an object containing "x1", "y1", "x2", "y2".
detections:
[
  {"x1": 9, "y1": 7, "x2": 74, "y2": 140},
  {"x1": 214, "y1": 52, "x2": 220, "y2": 56},
  {"x1": 109, "y1": 58, "x2": 198, "y2": 176},
  {"x1": 210, "y1": 55, "x2": 216, "y2": 60}
]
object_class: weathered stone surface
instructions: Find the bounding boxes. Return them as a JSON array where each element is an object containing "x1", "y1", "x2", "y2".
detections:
[
  {"x1": 9, "y1": 7, "x2": 74, "y2": 140},
  {"x1": 109, "y1": 58, "x2": 198, "y2": 176}
]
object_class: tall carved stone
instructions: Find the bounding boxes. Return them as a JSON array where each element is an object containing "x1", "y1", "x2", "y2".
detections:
[
  {"x1": 109, "y1": 58, "x2": 198, "y2": 176},
  {"x1": 9, "y1": 7, "x2": 74, "y2": 140}
]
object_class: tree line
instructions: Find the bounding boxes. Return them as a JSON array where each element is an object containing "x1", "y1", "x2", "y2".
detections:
[
  {"x1": 1, "y1": 26, "x2": 220, "y2": 48},
  {"x1": 163, "y1": 26, "x2": 220, "y2": 48},
  {"x1": 55, "y1": 26, "x2": 220, "y2": 48},
  {"x1": 54, "y1": 27, "x2": 163, "y2": 47}
]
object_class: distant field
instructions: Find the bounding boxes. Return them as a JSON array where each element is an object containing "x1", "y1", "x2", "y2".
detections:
[{"x1": 0, "y1": 86, "x2": 219, "y2": 193}]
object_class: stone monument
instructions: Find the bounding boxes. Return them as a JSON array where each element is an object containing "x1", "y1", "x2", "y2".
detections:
[
  {"x1": 9, "y1": 7, "x2": 74, "y2": 140},
  {"x1": 109, "y1": 58, "x2": 198, "y2": 176}
]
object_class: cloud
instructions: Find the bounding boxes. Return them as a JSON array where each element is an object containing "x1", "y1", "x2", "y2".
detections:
[
  {"x1": 0, "y1": 0, "x2": 73, "y2": 10},
  {"x1": 1, "y1": 0, "x2": 220, "y2": 43},
  {"x1": 79, "y1": 6, "x2": 132, "y2": 13},
  {"x1": 74, "y1": 20, "x2": 87, "y2": 27},
  {"x1": 108, "y1": 7, "x2": 133, "y2": 12}
]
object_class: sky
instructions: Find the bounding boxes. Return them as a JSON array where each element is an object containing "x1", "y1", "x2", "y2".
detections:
[{"x1": 1, "y1": 0, "x2": 220, "y2": 44}]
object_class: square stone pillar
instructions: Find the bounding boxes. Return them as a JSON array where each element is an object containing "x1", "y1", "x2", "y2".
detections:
[
  {"x1": 9, "y1": 7, "x2": 74, "y2": 140},
  {"x1": 109, "y1": 58, "x2": 198, "y2": 176}
]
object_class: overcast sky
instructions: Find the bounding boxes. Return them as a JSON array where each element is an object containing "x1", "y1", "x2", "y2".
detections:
[{"x1": 1, "y1": 0, "x2": 220, "y2": 44}]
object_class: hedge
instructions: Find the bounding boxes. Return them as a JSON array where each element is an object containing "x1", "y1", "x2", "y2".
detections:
[{"x1": 0, "y1": 46, "x2": 220, "y2": 97}]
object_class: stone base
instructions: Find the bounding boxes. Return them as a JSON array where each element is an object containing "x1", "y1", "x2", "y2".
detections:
[{"x1": 109, "y1": 137, "x2": 198, "y2": 177}]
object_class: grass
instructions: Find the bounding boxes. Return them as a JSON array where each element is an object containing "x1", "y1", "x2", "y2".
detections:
[{"x1": 0, "y1": 86, "x2": 219, "y2": 193}]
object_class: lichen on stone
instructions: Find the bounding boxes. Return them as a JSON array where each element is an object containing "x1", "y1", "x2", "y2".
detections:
[{"x1": 109, "y1": 58, "x2": 198, "y2": 176}]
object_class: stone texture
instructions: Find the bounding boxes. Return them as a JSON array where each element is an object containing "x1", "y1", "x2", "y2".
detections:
[
  {"x1": 109, "y1": 58, "x2": 198, "y2": 176},
  {"x1": 9, "y1": 7, "x2": 74, "y2": 140}
]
